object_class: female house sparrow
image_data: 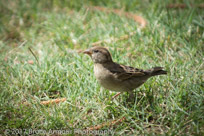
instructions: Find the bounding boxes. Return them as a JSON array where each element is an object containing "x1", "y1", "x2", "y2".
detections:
[{"x1": 83, "y1": 46, "x2": 167, "y2": 100}]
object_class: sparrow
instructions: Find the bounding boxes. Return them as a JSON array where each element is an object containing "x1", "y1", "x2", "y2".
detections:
[{"x1": 83, "y1": 46, "x2": 167, "y2": 100}]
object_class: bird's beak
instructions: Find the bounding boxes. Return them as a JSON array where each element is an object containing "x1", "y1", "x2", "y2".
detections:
[{"x1": 83, "y1": 49, "x2": 92, "y2": 56}]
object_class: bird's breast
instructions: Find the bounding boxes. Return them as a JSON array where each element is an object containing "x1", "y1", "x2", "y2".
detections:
[
  {"x1": 94, "y1": 64, "x2": 111, "y2": 80},
  {"x1": 94, "y1": 64, "x2": 124, "y2": 92}
]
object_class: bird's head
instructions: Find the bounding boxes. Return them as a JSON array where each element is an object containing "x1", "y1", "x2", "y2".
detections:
[{"x1": 83, "y1": 46, "x2": 113, "y2": 63}]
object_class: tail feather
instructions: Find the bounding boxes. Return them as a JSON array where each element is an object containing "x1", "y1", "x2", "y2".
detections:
[{"x1": 147, "y1": 67, "x2": 167, "y2": 76}]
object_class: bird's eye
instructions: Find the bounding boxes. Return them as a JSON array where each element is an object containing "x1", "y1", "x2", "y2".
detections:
[{"x1": 93, "y1": 50, "x2": 99, "y2": 53}]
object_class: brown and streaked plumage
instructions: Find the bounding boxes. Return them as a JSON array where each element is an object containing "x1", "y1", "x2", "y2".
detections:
[{"x1": 83, "y1": 46, "x2": 167, "y2": 100}]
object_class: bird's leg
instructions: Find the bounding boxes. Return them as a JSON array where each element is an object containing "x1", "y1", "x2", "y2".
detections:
[
  {"x1": 127, "y1": 91, "x2": 135, "y2": 102},
  {"x1": 112, "y1": 92, "x2": 122, "y2": 100}
]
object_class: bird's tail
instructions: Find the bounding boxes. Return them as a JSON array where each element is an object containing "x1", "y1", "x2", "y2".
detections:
[{"x1": 148, "y1": 67, "x2": 167, "y2": 76}]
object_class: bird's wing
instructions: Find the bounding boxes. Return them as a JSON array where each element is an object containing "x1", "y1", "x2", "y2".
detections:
[{"x1": 109, "y1": 63, "x2": 148, "y2": 81}]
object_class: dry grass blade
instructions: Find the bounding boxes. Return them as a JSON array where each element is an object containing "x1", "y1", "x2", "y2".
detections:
[
  {"x1": 40, "y1": 98, "x2": 67, "y2": 105},
  {"x1": 166, "y1": 3, "x2": 204, "y2": 9},
  {"x1": 87, "y1": 117, "x2": 125, "y2": 130},
  {"x1": 28, "y1": 47, "x2": 39, "y2": 64},
  {"x1": 112, "y1": 92, "x2": 122, "y2": 100},
  {"x1": 23, "y1": 98, "x2": 67, "y2": 106},
  {"x1": 6, "y1": 40, "x2": 27, "y2": 56}
]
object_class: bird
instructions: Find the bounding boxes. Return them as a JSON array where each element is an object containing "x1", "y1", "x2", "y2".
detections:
[{"x1": 83, "y1": 46, "x2": 167, "y2": 100}]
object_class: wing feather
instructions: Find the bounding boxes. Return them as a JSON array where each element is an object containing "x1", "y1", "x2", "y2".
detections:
[{"x1": 109, "y1": 63, "x2": 147, "y2": 81}]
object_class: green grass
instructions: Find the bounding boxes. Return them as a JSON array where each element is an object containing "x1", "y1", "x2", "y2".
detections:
[{"x1": 0, "y1": 0, "x2": 204, "y2": 135}]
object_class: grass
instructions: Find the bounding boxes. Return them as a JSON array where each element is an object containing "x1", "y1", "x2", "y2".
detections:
[{"x1": 0, "y1": 0, "x2": 204, "y2": 135}]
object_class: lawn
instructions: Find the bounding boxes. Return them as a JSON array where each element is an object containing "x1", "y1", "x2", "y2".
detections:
[{"x1": 0, "y1": 0, "x2": 203, "y2": 135}]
